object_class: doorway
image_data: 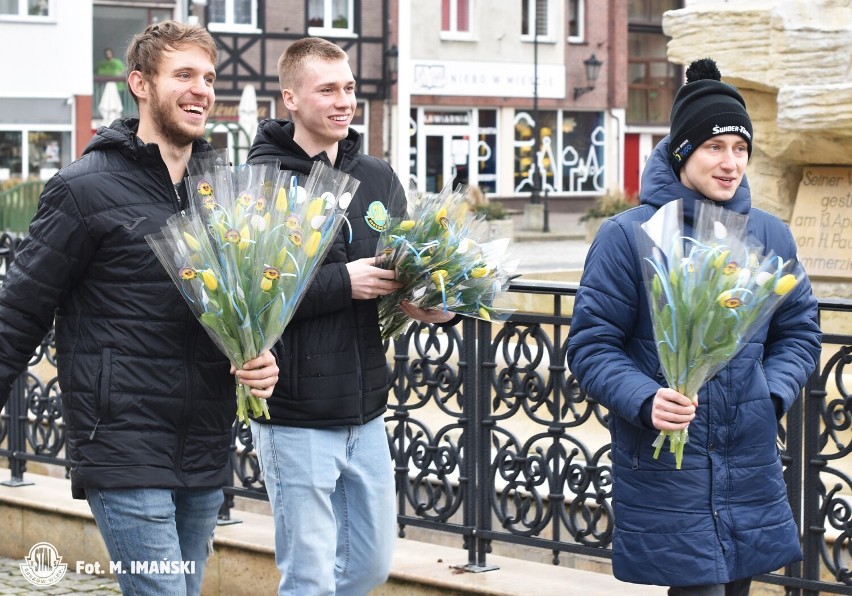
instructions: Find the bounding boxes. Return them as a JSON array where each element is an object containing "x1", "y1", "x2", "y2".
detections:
[{"x1": 424, "y1": 131, "x2": 470, "y2": 193}]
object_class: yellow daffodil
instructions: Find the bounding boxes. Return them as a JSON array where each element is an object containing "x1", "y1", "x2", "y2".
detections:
[
  {"x1": 197, "y1": 180, "x2": 213, "y2": 196},
  {"x1": 255, "y1": 197, "x2": 267, "y2": 213},
  {"x1": 716, "y1": 290, "x2": 744, "y2": 308},
  {"x1": 202, "y1": 196, "x2": 216, "y2": 210},
  {"x1": 224, "y1": 228, "x2": 240, "y2": 244},
  {"x1": 723, "y1": 261, "x2": 740, "y2": 276},
  {"x1": 435, "y1": 207, "x2": 449, "y2": 229},
  {"x1": 289, "y1": 230, "x2": 303, "y2": 247},
  {"x1": 238, "y1": 191, "x2": 253, "y2": 207},
  {"x1": 179, "y1": 267, "x2": 196, "y2": 280}
]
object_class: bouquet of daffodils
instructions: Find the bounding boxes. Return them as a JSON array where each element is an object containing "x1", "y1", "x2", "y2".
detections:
[
  {"x1": 376, "y1": 184, "x2": 517, "y2": 340},
  {"x1": 638, "y1": 199, "x2": 802, "y2": 469},
  {"x1": 146, "y1": 155, "x2": 358, "y2": 424}
]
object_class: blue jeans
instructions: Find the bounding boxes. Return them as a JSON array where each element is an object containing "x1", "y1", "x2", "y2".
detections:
[
  {"x1": 251, "y1": 415, "x2": 396, "y2": 596},
  {"x1": 87, "y1": 487, "x2": 223, "y2": 596}
]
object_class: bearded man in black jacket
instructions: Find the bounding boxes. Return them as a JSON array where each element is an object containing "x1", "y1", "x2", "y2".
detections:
[
  {"x1": 247, "y1": 37, "x2": 455, "y2": 595},
  {"x1": 0, "y1": 21, "x2": 278, "y2": 596}
]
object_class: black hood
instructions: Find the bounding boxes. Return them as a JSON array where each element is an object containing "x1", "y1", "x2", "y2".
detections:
[{"x1": 247, "y1": 118, "x2": 362, "y2": 173}]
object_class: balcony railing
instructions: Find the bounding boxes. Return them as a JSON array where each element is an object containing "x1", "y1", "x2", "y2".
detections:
[{"x1": 1, "y1": 238, "x2": 852, "y2": 592}]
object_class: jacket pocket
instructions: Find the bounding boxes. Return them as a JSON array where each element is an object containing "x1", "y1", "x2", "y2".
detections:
[
  {"x1": 89, "y1": 348, "x2": 112, "y2": 440},
  {"x1": 96, "y1": 348, "x2": 112, "y2": 422}
]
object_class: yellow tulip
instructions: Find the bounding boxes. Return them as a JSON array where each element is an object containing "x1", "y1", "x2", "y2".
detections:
[
  {"x1": 183, "y1": 232, "x2": 201, "y2": 251},
  {"x1": 398, "y1": 220, "x2": 415, "y2": 231},
  {"x1": 774, "y1": 274, "x2": 797, "y2": 296},
  {"x1": 201, "y1": 269, "x2": 218, "y2": 292},
  {"x1": 304, "y1": 230, "x2": 322, "y2": 257},
  {"x1": 305, "y1": 197, "x2": 325, "y2": 224},
  {"x1": 274, "y1": 246, "x2": 289, "y2": 269},
  {"x1": 430, "y1": 270, "x2": 448, "y2": 285},
  {"x1": 239, "y1": 225, "x2": 251, "y2": 250},
  {"x1": 471, "y1": 266, "x2": 489, "y2": 278},
  {"x1": 275, "y1": 187, "x2": 289, "y2": 213},
  {"x1": 478, "y1": 307, "x2": 491, "y2": 321},
  {"x1": 712, "y1": 250, "x2": 730, "y2": 269}
]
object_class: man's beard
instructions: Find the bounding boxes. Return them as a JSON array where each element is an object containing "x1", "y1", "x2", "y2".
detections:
[{"x1": 148, "y1": 83, "x2": 205, "y2": 148}]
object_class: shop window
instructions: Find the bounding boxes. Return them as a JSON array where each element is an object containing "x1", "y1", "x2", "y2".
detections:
[
  {"x1": 0, "y1": 131, "x2": 23, "y2": 181},
  {"x1": 513, "y1": 109, "x2": 605, "y2": 195},
  {"x1": 308, "y1": 0, "x2": 354, "y2": 35},
  {"x1": 477, "y1": 110, "x2": 497, "y2": 194},
  {"x1": 29, "y1": 131, "x2": 71, "y2": 181},
  {"x1": 208, "y1": 0, "x2": 257, "y2": 31}
]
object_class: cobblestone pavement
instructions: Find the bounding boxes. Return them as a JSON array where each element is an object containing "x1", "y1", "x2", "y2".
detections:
[{"x1": 0, "y1": 556, "x2": 121, "y2": 594}]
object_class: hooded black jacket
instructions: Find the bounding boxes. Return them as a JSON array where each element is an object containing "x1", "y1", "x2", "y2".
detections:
[
  {"x1": 0, "y1": 119, "x2": 235, "y2": 498},
  {"x1": 247, "y1": 119, "x2": 405, "y2": 426}
]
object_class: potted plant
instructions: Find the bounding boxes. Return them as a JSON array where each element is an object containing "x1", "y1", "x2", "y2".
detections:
[
  {"x1": 579, "y1": 188, "x2": 638, "y2": 242},
  {"x1": 467, "y1": 186, "x2": 513, "y2": 240}
]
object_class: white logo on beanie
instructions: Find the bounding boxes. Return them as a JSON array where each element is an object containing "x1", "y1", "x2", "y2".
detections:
[{"x1": 712, "y1": 124, "x2": 751, "y2": 140}]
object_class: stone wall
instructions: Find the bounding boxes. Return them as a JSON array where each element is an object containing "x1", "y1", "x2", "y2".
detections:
[{"x1": 663, "y1": 0, "x2": 852, "y2": 296}]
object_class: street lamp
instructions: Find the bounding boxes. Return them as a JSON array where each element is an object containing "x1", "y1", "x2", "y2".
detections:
[
  {"x1": 385, "y1": 44, "x2": 398, "y2": 91},
  {"x1": 574, "y1": 53, "x2": 603, "y2": 100}
]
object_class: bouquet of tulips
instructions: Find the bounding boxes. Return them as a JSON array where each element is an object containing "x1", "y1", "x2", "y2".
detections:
[
  {"x1": 376, "y1": 184, "x2": 517, "y2": 340},
  {"x1": 146, "y1": 153, "x2": 358, "y2": 424},
  {"x1": 638, "y1": 199, "x2": 803, "y2": 469}
]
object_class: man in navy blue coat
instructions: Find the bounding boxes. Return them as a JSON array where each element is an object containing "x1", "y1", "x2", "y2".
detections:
[{"x1": 567, "y1": 58, "x2": 821, "y2": 595}]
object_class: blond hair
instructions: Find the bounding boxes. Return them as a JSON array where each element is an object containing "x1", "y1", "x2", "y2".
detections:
[{"x1": 277, "y1": 37, "x2": 348, "y2": 91}]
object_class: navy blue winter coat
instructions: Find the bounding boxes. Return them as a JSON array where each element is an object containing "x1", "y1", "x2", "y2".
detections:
[{"x1": 566, "y1": 137, "x2": 821, "y2": 586}]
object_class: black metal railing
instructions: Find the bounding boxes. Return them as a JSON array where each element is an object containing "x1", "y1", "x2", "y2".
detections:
[{"x1": 2, "y1": 234, "x2": 852, "y2": 594}]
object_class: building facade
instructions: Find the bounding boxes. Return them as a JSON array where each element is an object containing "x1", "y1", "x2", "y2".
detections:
[{"x1": 1, "y1": 0, "x2": 684, "y2": 210}]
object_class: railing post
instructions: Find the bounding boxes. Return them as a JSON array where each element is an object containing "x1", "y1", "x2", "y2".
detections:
[
  {"x1": 801, "y1": 307, "x2": 826, "y2": 596},
  {"x1": 2, "y1": 375, "x2": 33, "y2": 487}
]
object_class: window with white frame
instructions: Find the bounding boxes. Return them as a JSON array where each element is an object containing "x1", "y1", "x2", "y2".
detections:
[
  {"x1": 521, "y1": 0, "x2": 550, "y2": 39},
  {"x1": 568, "y1": 0, "x2": 584, "y2": 43},
  {"x1": 441, "y1": 0, "x2": 471, "y2": 35},
  {"x1": 207, "y1": 0, "x2": 258, "y2": 32},
  {"x1": 0, "y1": 0, "x2": 50, "y2": 17},
  {"x1": 308, "y1": 0, "x2": 354, "y2": 35}
]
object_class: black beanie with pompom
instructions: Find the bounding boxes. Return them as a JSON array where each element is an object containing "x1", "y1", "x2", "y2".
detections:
[{"x1": 668, "y1": 58, "x2": 753, "y2": 174}]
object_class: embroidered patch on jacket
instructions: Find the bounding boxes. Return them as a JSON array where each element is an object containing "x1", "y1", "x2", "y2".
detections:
[{"x1": 365, "y1": 201, "x2": 389, "y2": 232}]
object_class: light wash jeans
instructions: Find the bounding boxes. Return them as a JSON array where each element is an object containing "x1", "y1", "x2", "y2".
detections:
[
  {"x1": 251, "y1": 415, "x2": 396, "y2": 596},
  {"x1": 86, "y1": 487, "x2": 223, "y2": 596}
]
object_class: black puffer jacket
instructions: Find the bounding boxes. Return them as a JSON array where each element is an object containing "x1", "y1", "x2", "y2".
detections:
[
  {"x1": 0, "y1": 119, "x2": 235, "y2": 498},
  {"x1": 247, "y1": 119, "x2": 405, "y2": 426}
]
